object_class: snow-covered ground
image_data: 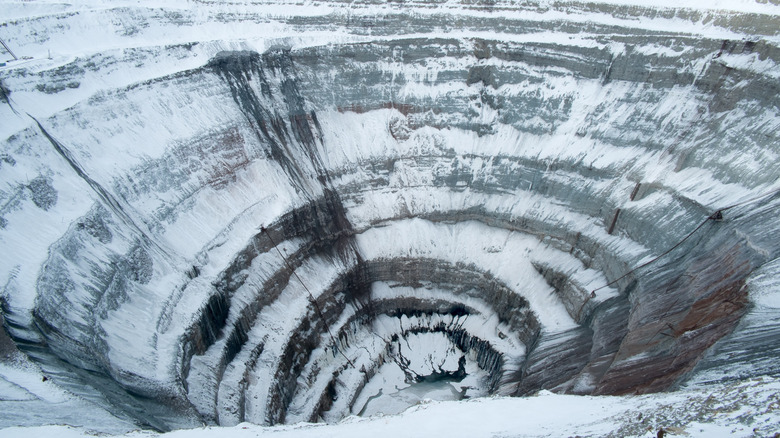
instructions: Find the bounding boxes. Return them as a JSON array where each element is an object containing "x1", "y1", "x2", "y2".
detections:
[{"x1": 1, "y1": 357, "x2": 779, "y2": 437}]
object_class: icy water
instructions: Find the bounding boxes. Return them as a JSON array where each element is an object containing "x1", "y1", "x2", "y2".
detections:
[
  {"x1": 357, "y1": 375, "x2": 467, "y2": 417},
  {"x1": 354, "y1": 351, "x2": 488, "y2": 418}
]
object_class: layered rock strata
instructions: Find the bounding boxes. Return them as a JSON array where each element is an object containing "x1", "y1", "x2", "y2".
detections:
[{"x1": 1, "y1": 0, "x2": 779, "y2": 430}]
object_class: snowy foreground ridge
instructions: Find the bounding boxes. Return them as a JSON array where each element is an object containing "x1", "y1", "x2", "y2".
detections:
[
  {"x1": 1, "y1": 375, "x2": 780, "y2": 438},
  {"x1": 1, "y1": 0, "x2": 780, "y2": 436}
]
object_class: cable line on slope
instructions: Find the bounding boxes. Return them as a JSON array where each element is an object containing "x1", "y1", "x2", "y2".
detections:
[
  {"x1": 591, "y1": 185, "x2": 780, "y2": 295},
  {"x1": 261, "y1": 226, "x2": 356, "y2": 368}
]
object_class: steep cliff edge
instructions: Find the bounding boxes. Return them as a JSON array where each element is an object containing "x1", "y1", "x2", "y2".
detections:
[{"x1": 1, "y1": 0, "x2": 779, "y2": 431}]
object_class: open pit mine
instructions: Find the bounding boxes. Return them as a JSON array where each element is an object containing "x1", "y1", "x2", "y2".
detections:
[{"x1": 0, "y1": 0, "x2": 779, "y2": 434}]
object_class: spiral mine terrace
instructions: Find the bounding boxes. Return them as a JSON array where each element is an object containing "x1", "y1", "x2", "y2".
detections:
[{"x1": 0, "y1": 0, "x2": 779, "y2": 432}]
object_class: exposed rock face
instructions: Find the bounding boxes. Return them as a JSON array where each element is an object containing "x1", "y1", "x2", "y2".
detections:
[{"x1": 0, "y1": 0, "x2": 779, "y2": 431}]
